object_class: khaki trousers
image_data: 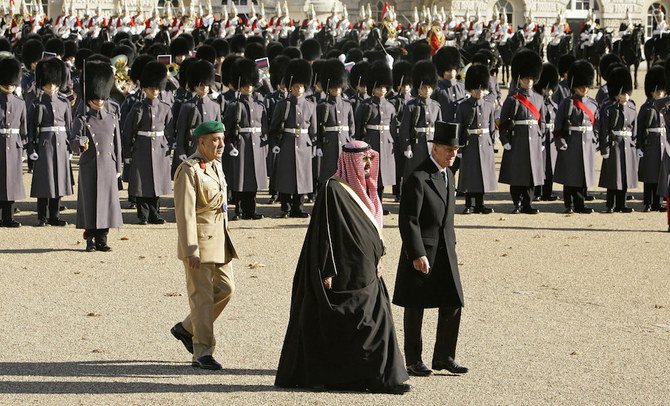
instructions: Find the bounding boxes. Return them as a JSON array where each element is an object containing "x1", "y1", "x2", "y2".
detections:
[{"x1": 181, "y1": 261, "x2": 235, "y2": 360}]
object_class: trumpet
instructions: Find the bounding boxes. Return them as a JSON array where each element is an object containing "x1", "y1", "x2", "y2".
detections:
[
  {"x1": 111, "y1": 54, "x2": 132, "y2": 94},
  {"x1": 167, "y1": 62, "x2": 179, "y2": 78}
]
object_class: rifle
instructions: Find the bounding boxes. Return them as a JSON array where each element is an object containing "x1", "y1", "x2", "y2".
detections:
[
  {"x1": 317, "y1": 102, "x2": 329, "y2": 148},
  {"x1": 229, "y1": 77, "x2": 242, "y2": 157}
]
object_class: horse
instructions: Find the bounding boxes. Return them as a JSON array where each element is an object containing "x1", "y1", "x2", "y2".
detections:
[
  {"x1": 645, "y1": 32, "x2": 670, "y2": 66},
  {"x1": 461, "y1": 28, "x2": 494, "y2": 63},
  {"x1": 547, "y1": 35, "x2": 572, "y2": 67},
  {"x1": 315, "y1": 25, "x2": 335, "y2": 53},
  {"x1": 576, "y1": 28, "x2": 612, "y2": 85},
  {"x1": 497, "y1": 30, "x2": 523, "y2": 86},
  {"x1": 613, "y1": 24, "x2": 644, "y2": 88},
  {"x1": 523, "y1": 25, "x2": 545, "y2": 58}
]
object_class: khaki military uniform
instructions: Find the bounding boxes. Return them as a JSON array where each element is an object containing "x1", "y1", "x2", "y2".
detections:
[{"x1": 174, "y1": 151, "x2": 238, "y2": 361}]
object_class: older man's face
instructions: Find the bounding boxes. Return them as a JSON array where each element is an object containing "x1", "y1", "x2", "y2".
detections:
[
  {"x1": 198, "y1": 132, "x2": 225, "y2": 161},
  {"x1": 362, "y1": 154, "x2": 373, "y2": 178}
]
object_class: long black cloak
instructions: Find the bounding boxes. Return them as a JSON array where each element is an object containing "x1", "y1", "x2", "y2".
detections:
[{"x1": 275, "y1": 178, "x2": 408, "y2": 390}]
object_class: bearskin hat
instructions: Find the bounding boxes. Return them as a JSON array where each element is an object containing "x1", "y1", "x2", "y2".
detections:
[
  {"x1": 129, "y1": 54, "x2": 155, "y2": 83},
  {"x1": 36, "y1": 57, "x2": 66, "y2": 88},
  {"x1": 646, "y1": 65, "x2": 666, "y2": 97},
  {"x1": 113, "y1": 31, "x2": 131, "y2": 44},
  {"x1": 0, "y1": 37, "x2": 10, "y2": 53},
  {"x1": 349, "y1": 61, "x2": 369, "y2": 89},
  {"x1": 558, "y1": 53, "x2": 576, "y2": 76},
  {"x1": 267, "y1": 42, "x2": 284, "y2": 61},
  {"x1": 229, "y1": 34, "x2": 247, "y2": 54},
  {"x1": 464, "y1": 63, "x2": 490, "y2": 91},
  {"x1": 433, "y1": 46, "x2": 462, "y2": 74},
  {"x1": 320, "y1": 58, "x2": 346, "y2": 90},
  {"x1": 473, "y1": 49, "x2": 498, "y2": 72},
  {"x1": 147, "y1": 43, "x2": 169, "y2": 58},
  {"x1": 100, "y1": 41, "x2": 116, "y2": 58},
  {"x1": 346, "y1": 48, "x2": 363, "y2": 63},
  {"x1": 22, "y1": 39, "x2": 44, "y2": 68},
  {"x1": 232, "y1": 58, "x2": 260, "y2": 88},
  {"x1": 511, "y1": 49, "x2": 543, "y2": 81},
  {"x1": 84, "y1": 61, "x2": 114, "y2": 101},
  {"x1": 212, "y1": 38, "x2": 230, "y2": 58},
  {"x1": 412, "y1": 42, "x2": 432, "y2": 63},
  {"x1": 411, "y1": 60, "x2": 437, "y2": 90},
  {"x1": 300, "y1": 39, "x2": 322, "y2": 62},
  {"x1": 220, "y1": 55, "x2": 241, "y2": 87},
  {"x1": 170, "y1": 37, "x2": 191, "y2": 58},
  {"x1": 284, "y1": 58, "x2": 312, "y2": 88},
  {"x1": 177, "y1": 57, "x2": 196, "y2": 89},
  {"x1": 533, "y1": 63, "x2": 559, "y2": 93},
  {"x1": 366, "y1": 60, "x2": 393, "y2": 95},
  {"x1": 393, "y1": 60, "x2": 412, "y2": 88},
  {"x1": 75, "y1": 49, "x2": 94, "y2": 71},
  {"x1": 270, "y1": 55, "x2": 290, "y2": 88},
  {"x1": 45, "y1": 37, "x2": 65, "y2": 56},
  {"x1": 187, "y1": 59, "x2": 215, "y2": 89},
  {"x1": 311, "y1": 59, "x2": 326, "y2": 88},
  {"x1": 606, "y1": 66, "x2": 633, "y2": 99},
  {"x1": 112, "y1": 44, "x2": 135, "y2": 67},
  {"x1": 179, "y1": 33, "x2": 195, "y2": 50},
  {"x1": 598, "y1": 53, "x2": 621, "y2": 82},
  {"x1": 0, "y1": 57, "x2": 22, "y2": 86},
  {"x1": 246, "y1": 36, "x2": 265, "y2": 47},
  {"x1": 63, "y1": 40, "x2": 77, "y2": 60},
  {"x1": 244, "y1": 42, "x2": 266, "y2": 61},
  {"x1": 140, "y1": 61, "x2": 167, "y2": 90},
  {"x1": 568, "y1": 59, "x2": 595, "y2": 89},
  {"x1": 196, "y1": 44, "x2": 217, "y2": 64}
]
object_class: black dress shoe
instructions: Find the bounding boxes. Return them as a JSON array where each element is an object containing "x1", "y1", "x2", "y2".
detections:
[
  {"x1": 521, "y1": 206, "x2": 540, "y2": 214},
  {"x1": 242, "y1": 213, "x2": 264, "y2": 220},
  {"x1": 585, "y1": 195, "x2": 595, "y2": 201},
  {"x1": 577, "y1": 207, "x2": 594, "y2": 214},
  {"x1": 96, "y1": 244, "x2": 112, "y2": 252},
  {"x1": 564, "y1": 207, "x2": 574, "y2": 214},
  {"x1": 626, "y1": 195, "x2": 634, "y2": 201},
  {"x1": 230, "y1": 214, "x2": 241, "y2": 221},
  {"x1": 383, "y1": 209, "x2": 390, "y2": 215},
  {"x1": 138, "y1": 218, "x2": 148, "y2": 225},
  {"x1": 406, "y1": 362, "x2": 432, "y2": 377},
  {"x1": 171, "y1": 322, "x2": 193, "y2": 354},
  {"x1": 267, "y1": 195, "x2": 277, "y2": 204},
  {"x1": 127, "y1": 203, "x2": 136, "y2": 209},
  {"x1": 532, "y1": 195, "x2": 541, "y2": 202},
  {"x1": 148, "y1": 217, "x2": 166, "y2": 224},
  {"x1": 368, "y1": 382, "x2": 412, "y2": 394},
  {"x1": 48, "y1": 218, "x2": 67, "y2": 226},
  {"x1": 643, "y1": 205, "x2": 651, "y2": 212},
  {"x1": 278, "y1": 211, "x2": 290, "y2": 219},
  {"x1": 35, "y1": 219, "x2": 47, "y2": 227},
  {"x1": 85, "y1": 242, "x2": 96, "y2": 252},
  {"x1": 659, "y1": 206, "x2": 667, "y2": 212},
  {"x1": 542, "y1": 195, "x2": 559, "y2": 201},
  {"x1": 511, "y1": 206, "x2": 521, "y2": 214},
  {"x1": 2, "y1": 219, "x2": 21, "y2": 228},
  {"x1": 604, "y1": 207, "x2": 614, "y2": 213},
  {"x1": 290, "y1": 211, "x2": 310, "y2": 218},
  {"x1": 59, "y1": 205, "x2": 67, "y2": 211},
  {"x1": 617, "y1": 206, "x2": 634, "y2": 213},
  {"x1": 462, "y1": 206, "x2": 473, "y2": 214},
  {"x1": 394, "y1": 195, "x2": 401, "y2": 202},
  {"x1": 474, "y1": 206, "x2": 493, "y2": 214},
  {"x1": 433, "y1": 359, "x2": 469, "y2": 374},
  {"x1": 192, "y1": 355, "x2": 222, "y2": 370}
]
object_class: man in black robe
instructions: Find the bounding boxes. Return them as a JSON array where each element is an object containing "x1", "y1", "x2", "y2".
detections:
[{"x1": 275, "y1": 140, "x2": 410, "y2": 394}]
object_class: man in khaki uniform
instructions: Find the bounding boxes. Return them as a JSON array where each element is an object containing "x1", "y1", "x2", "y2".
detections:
[{"x1": 171, "y1": 121, "x2": 238, "y2": 371}]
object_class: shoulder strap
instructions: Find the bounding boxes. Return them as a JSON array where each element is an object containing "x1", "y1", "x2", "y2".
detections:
[
  {"x1": 572, "y1": 98, "x2": 595, "y2": 125},
  {"x1": 512, "y1": 92, "x2": 541, "y2": 121}
]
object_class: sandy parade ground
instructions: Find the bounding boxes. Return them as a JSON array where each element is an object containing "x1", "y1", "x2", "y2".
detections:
[{"x1": 0, "y1": 68, "x2": 669, "y2": 405}]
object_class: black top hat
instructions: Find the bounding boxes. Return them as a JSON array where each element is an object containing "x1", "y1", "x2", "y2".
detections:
[{"x1": 428, "y1": 121, "x2": 463, "y2": 147}]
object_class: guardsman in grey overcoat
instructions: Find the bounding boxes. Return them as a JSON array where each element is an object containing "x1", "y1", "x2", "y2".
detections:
[
  {"x1": 269, "y1": 59, "x2": 316, "y2": 218},
  {"x1": 169, "y1": 57, "x2": 197, "y2": 178},
  {"x1": 498, "y1": 50, "x2": 546, "y2": 214},
  {"x1": 173, "y1": 60, "x2": 221, "y2": 175},
  {"x1": 598, "y1": 66, "x2": 638, "y2": 213},
  {"x1": 347, "y1": 61, "x2": 370, "y2": 113},
  {"x1": 73, "y1": 61, "x2": 123, "y2": 252},
  {"x1": 553, "y1": 60, "x2": 599, "y2": 214},
  {"x1": 400, "y1": 61, "x2": 443, "y2": 180},
  {"x1": 638, "y1": 66, "x2": 667, "y2": 212},
  {"x1": 552, "y1": 54, "x2": 575, "y2": 106},
  {"x1": 28, "y1": 57, "x2": 73, "y2": 227},
  {"x1": 594, "y1": 54, "x2": 622, "y2": 107},
  {"x1": 0, "y1": 57, "x2": 27, "y2": 227},
  {"x1": 20, "y1": 39, "x2": 44, "y2": 116},
  {"x1": 223, "y1": 58, "x2": 269, "y2": 220},
  {"x1": 533, "y1": 63, "x2": 560, "y2": 202},
  {"x1": 122, "y1": 61, "x2": 174, "y2": 225},
  {"x1": 432, "y1": 46, "x2": 467, "y2": 122},
  {"x1": 472, "y1": 50, "x2": 502, "y2": 113},
  {"x1": 388, "y1": 60, "x2": 413, "y2": 201},
  {"x1": 265, "y1": 55, "x2": 290, "y2": 205},
  {"x1": 455, "y1": 63, "x2": 496, "y2": 214},
  {"x1": 355, "y1": 60, "x2": 397, "y2": 209},
  {"x1": 315, "y1": 59, "x2": 354, "y2": 184}
]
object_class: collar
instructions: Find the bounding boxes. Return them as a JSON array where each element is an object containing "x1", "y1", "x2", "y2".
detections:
[
  {"x1": 143, "y1": 97, "x2": 160, "y2": 106},
  {"x1": 430, "y1": 155, "x2": 447, "y2": 173}
]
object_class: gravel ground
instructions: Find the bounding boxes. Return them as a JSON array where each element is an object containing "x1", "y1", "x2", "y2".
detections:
[{"x1": 0, "y1": 74, "x2": 669, "y2": 405}]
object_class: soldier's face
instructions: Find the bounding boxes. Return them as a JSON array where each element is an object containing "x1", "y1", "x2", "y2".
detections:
[
  {"x1": 0, "y1": 84, "x2": 16, "y2": 94},
  {"x1": 290, "y1": 83, "x2": 304, "y2": 97},
  {"x1": 518, "y1": 77, "x2": 533, "y2": 90},
  {"x1": 199, "y1": 132, "x2": 225, "y2": 160},
  {"x1": 144, "y1": 87, "x2": 160, "y2": 100},
  {"x1": 419, "y1": 84, "x2": 433, "y2": 99},
  {"x1": 399, "y1": 84, "x2": 410, "y2": 95},
  {"x1": 175, "y1": 55, "x2": 186, "y2": 64},
  {"x1": 42, "y1": 83, "x2": 58, "y2": 96},
  {"x1": 470, "y1": 88, "x2": 483, "y2": 99},
  {"x1": 328, "y1": 86, "x2": 342, "y2": 97},
  {"x1": 442, "y1": 69, "x2": 456, "y2": 80},
  {"x1": 653, "y1": 89, "x2": 666, "y2": 100},
  {"x1": 196, "y1": 83, "x2": 210, "y2": 97},
  {"x1": 615, "y1": 93, "x2": 630, "y2": 104},
  {"x1": 574, "y1": 86, "x2": 589, "y2": 97},
  {"x1": 240, "y1": 84, "x2": 254, "y2": 95},
  {"x1": 373, "y1": 86, "x2": 387, "y2": 98},
  {"x1": 87, "y1": 99, "x2": 105, "y2": 110}
]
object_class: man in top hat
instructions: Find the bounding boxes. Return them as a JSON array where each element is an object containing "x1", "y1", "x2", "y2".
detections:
[
  {"x1": 432, "y1": 46, "x2": 466, "y2": 123},
  {"x1": 171, "y1": 120, "x2": 238, "y2": 371},
  {"x1": 72, "y1": 61, "x2": 123, "y2": 252},
  {"x1": 269, "y1": 58, "x2": 316, "y2": 218},
  {"x1": 455, "y1": 63, "x2": 497, "y2": 214},
  {"x1": 533, "y1": 63, "x2": 560, "y2": 202},
  {"x1": 598, "y1": 66, "x2": 638, "y2": 213},
  {"x1": 0, "y1": 57, "x2": 27, "y2": 227},
  {"x1": 355, "y1": 60, "x2": 396, "y2": 210},
  {"x1": 393, "y1": 121, "x2": 468, "y2": 377},
  {"x1": 553, "y1": 60, "x2": 599, "y2": 214},
  {"x1": 223, "y1": 58, "x2": 268, "y2": 220},
  {"x1": 498, "y1": 49, "x2": 546, "y2": 214},
  {"x1": 122, "y1": 61, "x2": 174, "y2": 225}
]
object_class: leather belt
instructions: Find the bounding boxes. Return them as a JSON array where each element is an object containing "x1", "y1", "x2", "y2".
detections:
[
  {"x1": 366, "y1": 124, "x2": 391, "y2": 131},
  {"x1": 39, "y1": 126, "x2": 66, "y2": 132},
  {"x1": 513, "y1": 120, "x2": 537, "y2": 126},
  {"x1": 239, "y1": 127, "x2": 262, "y2": 133},
  {"x1": 467, "y1": 128, "x2": 489, "y2": 135},
  {"x1": 569, "y1": 126, "x2": 593, "y2": 132},
  {"x1": 137, "y1": 131, "x2": 165, "y2": 138},
  {"x1": 415, "y1": 127, "x2": 435, "y2": 133},
  {"x1": 0, "y1": 128, "x2": 20, "y2": 136},
  {"x1": 324, "y1": 126, "x2": 349, "y2": 132},
  {"x1": 284, "y1": 128, "x2": 309, "y2": 135},
  {"x1": 612, "y1": 130, "x2": 632, "y2": 137},
  {"x1": 546, "y1": 123, "x2": 555, "y2": 131}
]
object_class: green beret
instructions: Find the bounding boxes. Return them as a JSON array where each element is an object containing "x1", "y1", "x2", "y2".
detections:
[{"x1": 192, "y1": 121, "x2": 225, "y2": 138}]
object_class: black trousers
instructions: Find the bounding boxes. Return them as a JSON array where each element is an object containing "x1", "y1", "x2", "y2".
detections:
[
  {"x1": 279, "y1": 193, "x2": 304, "y2": 213},
  {"x1": 643, "y1": 183, "x2": 662, "y2": 208},
  {"x1": 37, "y1": 198, "x2": 61, "y2": 221},
  {"x1": 509, "y1": 186, "x2": 532, "y2": 208},
  {"x1": 136, "y1": 197, "x2": 160, "y2": 220},
  {"x1": 465, "y1": 193, "x2": 484, "y2": 208},
  {"x1": 606, "y1": 189, "x2": 627, "y2": 210},
  {"x1": 0, "y1": 200, "x2": 15, "y2": 222},
  {"x1": 564, "y1": 186, "x2": 587, "y2": 210},
  {"x1": 403, "y1": 307, "x2": 462, "y2": 366},
  {"x1": 86, "y1": 228, "x2": 109, "y2": 247},
  {"x1": 236, "y1": 191, "x2": 258, "y2": 215}
]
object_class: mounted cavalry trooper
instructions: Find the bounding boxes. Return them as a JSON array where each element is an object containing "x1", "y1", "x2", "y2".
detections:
[
  {"x1": 223, "y1": 58, "x2": 268, "y2": 220},
  {"x1": 493, "y1": 12, "x2": 513, "y2": 46},
  {"x1": 0, "y1": 57, "x2": 27, "y2": 228},
  {"x1": 523, "y1": 11, "x2": 538, "y2": 45},
  {"x1": 498, "y1": 49, "x2": 546, "y2": 214},
  {"x1": 533, "y1": 63, "x2": 560, "y2": 202},
  {"x1": 580, "y1": 10, "x2": 602, "y2": 50},
  {"x1": 598, "y1": 66, "x2": 638, "y2": 213},
  {"x1": 653, "y1": 6, "x2": 668, "y2": 37},
  {"x1": 550, "y1": 12, "x2": 570, "y2": 47},
  {"x1": 122, "y1": 61, "x2": 174, "y2": 225},
  {"x1": 553, "y1": 60, "x2": 599, "y2": 214}
]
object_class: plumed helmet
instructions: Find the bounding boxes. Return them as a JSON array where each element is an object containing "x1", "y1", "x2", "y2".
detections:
[
  {"x1": 557, "y1": 53, "x2": 576, "y2": 76},
  {"x1": 606, "y1": 66, "x2": 633, "y2": 99},
  {"x1": 433, "y1": 46, "x2": 461, "y2": 76},
  {"x1": 187, "y1": 59, "x2": 215, "y2": 89},
  {"x1": 533, "y1": 63, "x2": 559, "y2": 93},
  {"x1": 464, "y1": 63, "x2": 490, "y2": 91},
  {"x1": 645, "y1": 65, "x2": 666, "y2": 97},
  {"x1": 21, "y1": 39, "x2": 44, "y2": 68},
  {"x1": 36, "y1": 57, "x2": 67, "y2": 88},
  {"x1": 232, "y1": 58, "x2": 260, "y2": 88},
  {"x1": 411, "y1": 60, "x2": 437, "y2": 90},
  {"x1": 393, "y1": 60, "x2": 413, "y2": 88},
  {"x1": 367, "y1": 60, "x2": 393, "y2": 95},
  {"x1": 568, "y1": 59, "x2": 595, "y2": 89},
  {"x1": 511, "y1": 49, "x2": 543, "y2": 81},
  {"x1": 349, "y1": 61, "x2": 369, "y2": 89},
  {"x1": 129, "y1": 54, "x2": 155, "y2": 83},
  {"x1": 598, "y1": 53, "x2": 621, "y2": 82},
  {"x1": 319, "y1": 58, "x2": 346, "y2": 90},
  {"x1": 139, "y1": 61, "x2": 168, "y2": 90},
  {"x1": 0, "y1": 57, "x2": 22, "y2": 86},
  {"x1": 284, "y1": 58, "x2": 312, "y2": 88},
  {"x1": 300, "y1": 38, "x2": 322, "y2": 61},
  {"x1": 84, "y1": 60, "x2": 114, "y2": 101}
]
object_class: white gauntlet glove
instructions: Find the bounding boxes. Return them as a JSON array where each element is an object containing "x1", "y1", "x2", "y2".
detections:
[
  {"x1": 272, "y1": 146, "x2": 281, "y2": 154},
  {"x1": 315, "y1": 148, "x2": 323, "y2": 157},
  {"x1": 636, "y1": 149, "x2": 644, "y2": 158},
  {"x1": 124, "y1": 158, "x2": 131, "y2": 164},
  {"x1": 116, "y1": 173, "x2": 122, "y2": 179},
  {"x1": 503, "y1": 143, "x2": 512, "y2": 151},
  {"x1": 229, "y1": 146, "x2": 239, "y2": 157},
  {"x1": 403, "y1": 145, "x2": 413, "y2": 159},
  {"x1": 29, "y1": 152, "x2": 39, "y2": 161}
]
